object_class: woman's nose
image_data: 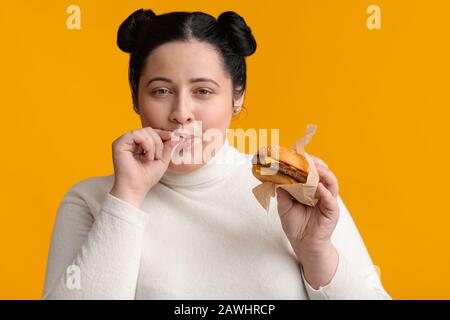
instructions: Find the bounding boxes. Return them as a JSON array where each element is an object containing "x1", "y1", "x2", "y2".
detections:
[{"x1": 169, "y1": 96, "x2": 194, "y2": 125}]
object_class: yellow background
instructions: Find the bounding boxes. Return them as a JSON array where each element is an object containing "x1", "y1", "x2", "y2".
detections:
[{"x1": 1, "y1": 0, "x2": 449, "y2": 299}]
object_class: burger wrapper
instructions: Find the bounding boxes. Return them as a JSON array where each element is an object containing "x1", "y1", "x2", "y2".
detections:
[{"x1": 251, "y1": 124, "x2": 320, "y2": 212}]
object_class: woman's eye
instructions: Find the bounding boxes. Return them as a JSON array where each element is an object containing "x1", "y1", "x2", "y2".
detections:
[
  {"x1": 197, "y1": 89, "x2": 212, "y2": 95},
  {"x1": 153, "y1": 88, "x2": 171, "y2": 95}
]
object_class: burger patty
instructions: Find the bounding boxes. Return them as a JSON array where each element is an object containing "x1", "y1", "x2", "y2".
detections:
[
  {"x1": 254, "y1": 154, "x2": 307, "y2": 183},
  {"x1": 260, "y1": 163, "x2": 307, "y2": 183}
]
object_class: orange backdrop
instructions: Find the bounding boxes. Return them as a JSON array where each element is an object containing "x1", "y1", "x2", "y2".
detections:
[{"x1": 1, "y1": 0, "x2": 449, "y2": 299}]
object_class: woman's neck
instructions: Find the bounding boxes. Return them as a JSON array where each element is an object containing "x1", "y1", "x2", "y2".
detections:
[{"x1": 159, "y1": 138, "x2": 246, "y2": 188}]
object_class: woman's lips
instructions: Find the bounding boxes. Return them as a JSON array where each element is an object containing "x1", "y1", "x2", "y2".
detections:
[
  {"x1": 179, "y1": 136, "x2": 193, "y2": 146},
  {"x1": 171, "y1": 131, "x2": 202, "y2": 149},
  {"x1": 171, "y1": 128, "x2": 202, "y2": 141}
]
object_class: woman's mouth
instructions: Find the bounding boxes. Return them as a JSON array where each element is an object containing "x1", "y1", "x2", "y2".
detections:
[
  {"x1": 171, "y1": 128, "x2": 201, "y2": 146},
  {"x1": 178, "y1": 136, "x2": 195, "y2": 148},
  {"x1": 171, "y1": 130, "x2": 202, "y2": 150}
]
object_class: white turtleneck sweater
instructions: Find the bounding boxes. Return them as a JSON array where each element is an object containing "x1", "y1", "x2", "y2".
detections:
[{"x1": 42, "y1": 139, "x2": 391, "y2": 300}]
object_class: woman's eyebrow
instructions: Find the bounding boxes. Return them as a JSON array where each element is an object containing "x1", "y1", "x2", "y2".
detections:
[
  {"x1": 190, "y1": 78, "x2": 220, "y2": 87},
  {"x1": 146, "y1": 77, "x2": 172, "y2": 86},
  {"x1": 146, "y1": 77, "x2": 220, "y2": 87}
]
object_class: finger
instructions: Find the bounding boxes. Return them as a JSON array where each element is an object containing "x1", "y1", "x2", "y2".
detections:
[
  {"x1": 276, "y1": 188, "x2": 295, "y2": 217},
  {"x1": 136, "y1": 131, "x2": 155, "y2": 161},
  {"x1": 315, "y1": 164, "x2": 339, "y2": 198},
  {"x1": 161, "y1": 138, "x2": 182, "y2": 165},
  {"x1": 310, "y1": 155, "x2": 329, "y2": 169},
  {"x1": 152, "y1": 128, "x2": 174, "y2": 142},
  {"x1": 144, "y1": 128, "x2": 164, "y2": 160},
  {"x1": 316, "y1": 182, "x2": 339, "y2": 217},
  {"x1": 131, "y1": 130, "x2": 155, "y2": 161}
]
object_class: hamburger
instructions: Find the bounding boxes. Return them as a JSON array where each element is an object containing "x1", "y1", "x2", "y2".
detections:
[{"x1": 252, "y1": 145, "x2": 309, "y2": 184}]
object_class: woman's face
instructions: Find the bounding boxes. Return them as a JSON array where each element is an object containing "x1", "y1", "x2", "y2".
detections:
[{"x1": 137, "y1": 40, "x2": 244, "y2": 173}]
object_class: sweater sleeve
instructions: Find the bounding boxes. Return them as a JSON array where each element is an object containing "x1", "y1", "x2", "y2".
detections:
[
  {"x1": 300, "y1": 196, "x2": 392, "y2": 300},
  {"x1": 42, "y1": 187, "x2": 150, "y2": 300}
]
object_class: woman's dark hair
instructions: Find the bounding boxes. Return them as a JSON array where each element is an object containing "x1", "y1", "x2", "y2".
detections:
[{"x1": 117, "y1": 9, "x2": 257, "y2": 112}]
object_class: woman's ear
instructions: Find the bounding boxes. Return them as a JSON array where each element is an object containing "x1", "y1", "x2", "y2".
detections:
[{"x1": 233, "y1": 90, "x2": 245, "y2": 108}]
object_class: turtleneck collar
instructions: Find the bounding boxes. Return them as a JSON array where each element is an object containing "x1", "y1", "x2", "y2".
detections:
[{"x1": 159, "y1": 138, "x2": 249, "y2": 188}]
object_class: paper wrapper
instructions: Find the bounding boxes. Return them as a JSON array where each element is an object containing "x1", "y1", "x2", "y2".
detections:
[{"x1": 251, "y1": 124, "x2": 320, "y2": 212}]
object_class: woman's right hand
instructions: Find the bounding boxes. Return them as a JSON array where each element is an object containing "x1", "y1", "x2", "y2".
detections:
[{"x1": 109, "y1": 127, "x2": 180, "y2": 208}]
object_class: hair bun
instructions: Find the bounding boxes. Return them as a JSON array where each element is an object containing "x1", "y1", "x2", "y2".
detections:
[
  {"x1": 218, "y1": 11, "x2": 257, "y2": 57},
  {"x1": 117, "y1": 9, "x2": 156, "y2": 53}
]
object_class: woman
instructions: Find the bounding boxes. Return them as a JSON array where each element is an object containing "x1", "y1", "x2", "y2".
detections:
[{"x1": 42, "y1": 9, "x2": 391, "y2": 299}]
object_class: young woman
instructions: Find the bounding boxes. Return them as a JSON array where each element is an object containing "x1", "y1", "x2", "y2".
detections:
[{"x1": 42, "y1": 9, "x2": 391, "y2": 299}]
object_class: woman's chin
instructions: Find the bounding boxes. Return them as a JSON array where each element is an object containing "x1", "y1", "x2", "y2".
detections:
[
  {"x1": 166, "y1": 139, "x2": 206, "y2": 173},
  {"x1": 167, "y1": 162, "x2": 204, "y2": 174}
]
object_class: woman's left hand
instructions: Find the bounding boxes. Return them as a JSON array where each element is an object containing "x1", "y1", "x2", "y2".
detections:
[{"x1": 276, "y1": 155, "x2": 340, "y2": 263}]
